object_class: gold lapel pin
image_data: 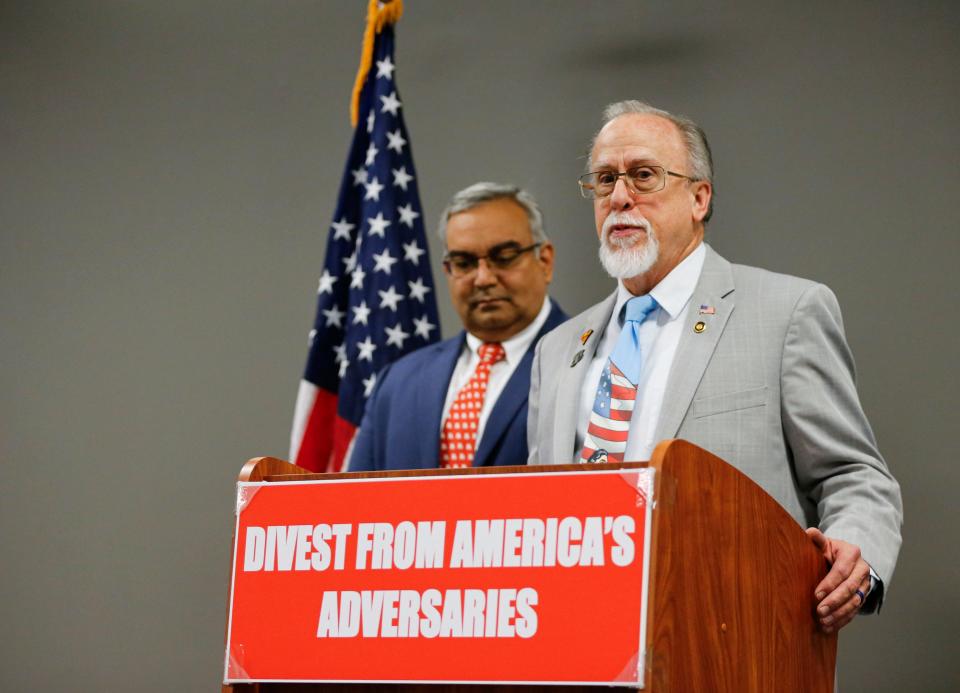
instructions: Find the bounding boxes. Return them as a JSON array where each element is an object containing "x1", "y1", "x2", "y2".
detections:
[
  {"x1": 580, "y1": 329, "x2": 593, "y2": 345},
  {"x1": 694, "y1": 321, "x2": 706, "y2": 333}
]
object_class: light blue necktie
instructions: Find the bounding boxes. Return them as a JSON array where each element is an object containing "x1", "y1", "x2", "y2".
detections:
[
  {"x1": 610, "y1": 294, "x2": 658, "y2": 385},
  {"x1": 581, "y1": 294, "x2": 658, "y2": 463}
]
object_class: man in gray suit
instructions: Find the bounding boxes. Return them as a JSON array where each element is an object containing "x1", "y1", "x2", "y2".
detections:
[{"x1": 527, "y1": 100, "x2": 902, "y2": 634}]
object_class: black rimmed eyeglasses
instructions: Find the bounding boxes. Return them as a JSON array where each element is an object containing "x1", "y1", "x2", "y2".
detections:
[{"x1": 443, "y1": 242, "x2": 542, "y2": 278}]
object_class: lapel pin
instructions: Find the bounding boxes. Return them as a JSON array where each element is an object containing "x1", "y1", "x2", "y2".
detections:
[
  {"x1": 699, "y1": 305, "x2": 716, "y2": 315},
  {"x1": 570, "y1": 350, "x2": 585, "y2": 367},
  {"x1": 694, "y1": 321, "x2": 706, "y2": 333},
  {"x1": 580, "y1": 329, "x2": 593, "y2": 345}
]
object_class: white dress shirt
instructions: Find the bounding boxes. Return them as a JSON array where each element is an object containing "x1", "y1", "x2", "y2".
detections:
[
  {"x1": 575, "y1": 243, "x2": 706, "y2": 461},
  {"x1": 442, "y1": 298, "x2": 553, "y2": 446}
]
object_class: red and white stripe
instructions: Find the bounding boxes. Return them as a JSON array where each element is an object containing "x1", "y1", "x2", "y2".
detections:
[
  {"x1": 579, "y1": 363, "x2": 638, "y2": 464},
  {"x1": 290, "y1": 380, "x2": 357, "y2": 473}
]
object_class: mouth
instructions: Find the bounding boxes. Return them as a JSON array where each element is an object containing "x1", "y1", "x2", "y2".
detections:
[
  {"x1": 470, "y1": 296, "x2": 509, "y2": 310},
  {"x1": 608, "y1": 224, "x2": 646, "y2": 239},
  {"x1": 602, "y1": 212, "x2": 652, "y2": 246},
  {"x1": 605, "y1": 226, "x2": 648, "y2": 250}
]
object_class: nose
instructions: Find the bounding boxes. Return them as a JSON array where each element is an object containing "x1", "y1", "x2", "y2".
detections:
[
  {"x1": 473, "y1": 258, "x2": 499, "y2": 288},
  {"x1": 608, "y1": 176, "x2": 636, "y2": 211}
]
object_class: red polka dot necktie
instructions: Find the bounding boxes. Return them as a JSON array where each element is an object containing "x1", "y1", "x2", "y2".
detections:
[{"x1": 440, "y1": 342, "x2": 506, "y2": 468}]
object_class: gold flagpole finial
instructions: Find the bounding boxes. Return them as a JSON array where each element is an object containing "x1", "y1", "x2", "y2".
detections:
[{"x1": 350, "y1": 0, "x2": 405, "y2": 127}]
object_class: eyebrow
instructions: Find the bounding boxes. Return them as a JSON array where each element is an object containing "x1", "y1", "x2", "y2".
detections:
[
  {"x1": 592, "y1": 156, "x2": 662, "y2": 171},
  {"x1": 446, "y1": 241, "x2": 524, "y2": 256}
]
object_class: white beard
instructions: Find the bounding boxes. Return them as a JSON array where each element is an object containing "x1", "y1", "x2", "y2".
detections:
[{"x1": 598, "y1": 212, "x2": 660, "y2": 280}]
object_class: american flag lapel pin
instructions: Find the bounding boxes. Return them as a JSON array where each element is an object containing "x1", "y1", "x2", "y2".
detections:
[{"x1": 699, "y1": 304, "x2": 716, "y2": 315}]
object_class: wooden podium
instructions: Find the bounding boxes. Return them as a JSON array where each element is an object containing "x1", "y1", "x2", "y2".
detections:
[{"x1": 223, "y1": 439, "x2": 836, "y2": 692}]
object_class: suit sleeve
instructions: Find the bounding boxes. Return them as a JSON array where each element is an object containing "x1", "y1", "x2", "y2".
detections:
[
  {"x1": 345, "y1": 362, "x2": 394, "y2": 472},
  {"x1": 780, "y1": 283, "x2": 903, "y2": 592},
  {"x1": 526, "y1": 337, "x2": 544, "y2": 465}
]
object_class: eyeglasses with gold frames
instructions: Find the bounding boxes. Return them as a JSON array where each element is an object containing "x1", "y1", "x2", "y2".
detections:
[{"x1": 578, "y1": 165, "x2": 697, "y2": 199}]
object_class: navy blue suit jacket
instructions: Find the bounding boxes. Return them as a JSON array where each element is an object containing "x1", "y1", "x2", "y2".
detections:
[{"x1": 349, "y1": 302, "x2": 567, "y2": 471}]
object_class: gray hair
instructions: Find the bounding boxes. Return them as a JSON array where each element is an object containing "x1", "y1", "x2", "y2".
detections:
[
  {"x1": 592, "y1": 100, "x2": 715, "y2": 222},
  {"x1": 436, "y1": 182, "x2": 548, "y2": 247}
]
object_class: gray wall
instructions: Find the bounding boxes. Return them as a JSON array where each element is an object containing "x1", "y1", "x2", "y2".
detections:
[{"x1": 2, "y1": 1, "x2": 957, "y2": 689}]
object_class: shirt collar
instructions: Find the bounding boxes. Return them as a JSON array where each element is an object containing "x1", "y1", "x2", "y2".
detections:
[
  {"x1": 465, "y1": 296, "x2": 552, "y2": 364},
  {"x1": 613, "y1": 242, "x2": 706, "y2": 324}
]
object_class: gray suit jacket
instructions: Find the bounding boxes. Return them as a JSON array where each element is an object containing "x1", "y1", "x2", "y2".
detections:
[{"x1": 527, "y1": 245, "x2": 902, "y2": 590}]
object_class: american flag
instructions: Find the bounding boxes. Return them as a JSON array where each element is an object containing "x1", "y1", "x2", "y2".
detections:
[
  {"x1": 580, "y1": 363, "x2": 636, "y2": 464},
  {"x1": 290, "y1": 12, "x2": 440, "y2": 473}
]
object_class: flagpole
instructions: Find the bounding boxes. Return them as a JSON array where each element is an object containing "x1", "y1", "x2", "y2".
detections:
[{"x1": 351, "y1": 0, "x2": 404, "y2": 127}]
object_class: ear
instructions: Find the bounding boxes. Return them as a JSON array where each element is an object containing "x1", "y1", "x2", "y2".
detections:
[
  {"x1": 537, "y1": 242, "x2": 556, "y2": 283},
  {"x1": 691, "y1": 181, "x2": 712, "y2": 223}
]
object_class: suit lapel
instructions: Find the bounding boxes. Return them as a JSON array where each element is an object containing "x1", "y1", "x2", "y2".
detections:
[
  {"x1": 415, "y1": 335, "x2": 464, "y2": 469},
  {"x1": 654, "y1": 246, "x2": 736, "y2": 442},
  {"x1": 474, "y1": 303, "x2": 568, "y2": 466},
  {"x1": 553, "y1": 293, "x2": 618, "y2": 463},
  {"x1": 473, "y1": 350, "x2": 531, "y2": 466}
]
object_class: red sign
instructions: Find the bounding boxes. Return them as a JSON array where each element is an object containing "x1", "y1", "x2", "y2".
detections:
[{"x1": 224, "y1": 469, "x2": 654, "y2": 686}]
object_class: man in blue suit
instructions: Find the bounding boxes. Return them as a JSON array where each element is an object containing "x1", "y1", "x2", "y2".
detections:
[{"x1": 349, "y1": 182, "x2": 567, "y2": 471}]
